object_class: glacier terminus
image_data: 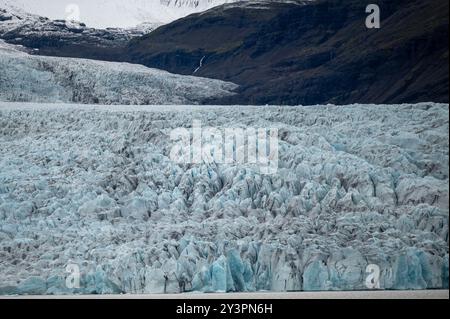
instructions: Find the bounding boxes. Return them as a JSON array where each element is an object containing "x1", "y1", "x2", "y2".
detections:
[{"x1": 0, "y1": 102, "x2": 448, "y2": 295}]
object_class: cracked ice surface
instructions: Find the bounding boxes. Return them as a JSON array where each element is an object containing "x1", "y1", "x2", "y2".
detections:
[
  {"x1": 0, "y1": 102, "x2": 448, "y2": 295},
  {"x1": 0, "y1": 40, "x2": 237, "y2": 105}
]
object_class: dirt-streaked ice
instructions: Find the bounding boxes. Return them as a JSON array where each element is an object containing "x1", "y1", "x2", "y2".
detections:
[{"x1": 0, "y1": 102, "x2": 448, "y2": 295}]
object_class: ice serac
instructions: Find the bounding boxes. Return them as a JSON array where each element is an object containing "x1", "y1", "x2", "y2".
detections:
[
  {"x1": 0, "y1": 41, "x2": 237, "y2": 105},
  {"x1": 0, "y1": 102, "x2": 448, "y2": 294}
]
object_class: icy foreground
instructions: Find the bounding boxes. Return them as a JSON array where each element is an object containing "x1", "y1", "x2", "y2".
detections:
[
  {"x1": 0, "y1": 102, "x2": 448, "y2": 295},
  {"x1": 0, "y1": 41, "x2": 237, "y2": 105}
]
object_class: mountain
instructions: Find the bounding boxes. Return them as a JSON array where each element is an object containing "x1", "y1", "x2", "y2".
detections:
[
  {"x1": 126, "y1": 0, "x2": 449, "y2": 105},
  {"x1": 3, "y1": 0, "x2": 239, "y2": 28},
  {"x1": 0, "y1": 0, "x2": 237, "y2": 61},
  {"x1": 1, "y1": 0, "x2": 448, "y2": 105},
  {"x1": 0, "y1": 1, "x2": 149, "y2": 61},
  {"x1": 0, "y1": 40, "x2": 237, "y2": 104}
]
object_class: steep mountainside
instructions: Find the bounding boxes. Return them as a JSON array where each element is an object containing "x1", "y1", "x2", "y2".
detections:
[
  {"x1": 0, "y1": 2, "x2": 148, "y2": 61},
  {"x1": 126, "y1": 0, "x2": 449, "y2": 105},
  {"x1": 3, "y1": 0, "x2": 239, "y2": 28},
  {"x1": 1, "y1": 0, "x2": 448, "y2": 105}
]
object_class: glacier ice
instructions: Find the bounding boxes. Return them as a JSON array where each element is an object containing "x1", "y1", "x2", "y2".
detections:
[
  {"x1": 1, "y1": 0, "x2": 240, "y2": 29},
  {"x1": 0, "y1": 40, "x2": 238, "y2": 105},
  {"x1": 0, "y1": 102, "x2": 448, "y2": 295}
]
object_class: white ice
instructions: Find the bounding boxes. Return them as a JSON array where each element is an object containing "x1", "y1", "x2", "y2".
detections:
[
  {"x1": 0, "y1": 0, "x2": 239, "y2": 29},
  {"x1": 0, "y1": 40, "x2": 237, "y2": 105}
]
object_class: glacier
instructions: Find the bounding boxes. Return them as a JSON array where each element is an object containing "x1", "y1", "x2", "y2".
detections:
[
  {"x1": 0, "y1": 40, "x2": 237, "y2": 105},
  {"x1": 1, "y1": 0, "x2": 240, "y2": 29},
  {"x1": 0, "y1": 102, "x2": 448, "y2": 295}
]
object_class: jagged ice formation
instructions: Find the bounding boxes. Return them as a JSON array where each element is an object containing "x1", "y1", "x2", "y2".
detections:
[{"x1": 0, "y1": 102, "x2": 448, "y2": 295}]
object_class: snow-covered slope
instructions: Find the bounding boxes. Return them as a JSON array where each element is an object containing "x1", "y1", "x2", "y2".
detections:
[
  {"x1": 0, "y1": 41, "x2": 237, "y2": 104},
  {"x1": 0, "y1": 2, "x2": 155, "y2": 62},
  {"x1": 0, "y1": 102, "x2": 448, "y2": 295},
  {"x1": 1, "y1": 0, "x2": 239, "y2": 28}
]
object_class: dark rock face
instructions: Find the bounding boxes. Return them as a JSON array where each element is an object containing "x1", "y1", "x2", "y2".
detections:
[
  {"x1": 125, "y1": 0, "x2": 449, "y2": 105},
  {"x1": 0, "y1": 9, "x2": 141, "y2": 61}
]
